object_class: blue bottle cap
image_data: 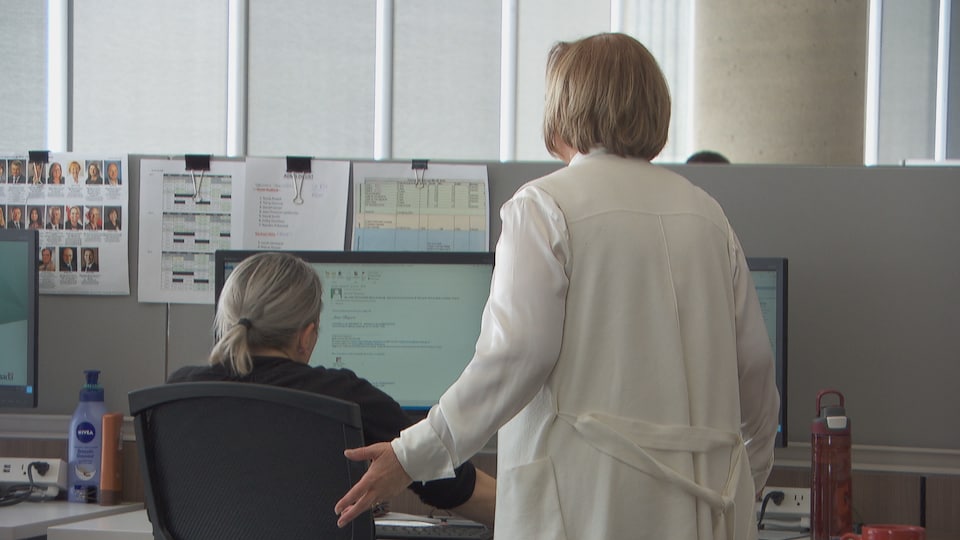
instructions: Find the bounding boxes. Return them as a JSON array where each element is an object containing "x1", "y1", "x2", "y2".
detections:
[{"x1": 80, "y1": 370, "x2": 104, "y2": 402}]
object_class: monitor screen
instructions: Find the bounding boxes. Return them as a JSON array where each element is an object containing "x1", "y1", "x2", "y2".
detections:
[
  {"x1": 0, "y1": 229, "x2": 39, "y2": 408},
  {"x1": 747, "y1": 257, "x2": 788, "y2": 448},
  {"x1": 215, "y1": 251, "x2": 494, "y2": 410}
]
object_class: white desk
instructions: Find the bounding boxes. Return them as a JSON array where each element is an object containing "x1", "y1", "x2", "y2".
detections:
[
  {"x1": 47, "y1": 509, "x2": 152, "y2": 540},
  {"x1": 46, "y1": 509, "x2": 499, "y2": 540},
  {"x1": 758, "y1": 532, "x2": 810, "y2": 540},
  {"x1": 0, "y1": 502, "x2": 142, "y2": 540}
]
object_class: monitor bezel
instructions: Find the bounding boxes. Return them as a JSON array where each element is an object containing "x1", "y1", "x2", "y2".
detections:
[
  {"x1": 746, "y1": 256, "x2": 788, "y2": 448},
  {"x1": 0, "y1": 228, "x2": 39, "y2": 408}
]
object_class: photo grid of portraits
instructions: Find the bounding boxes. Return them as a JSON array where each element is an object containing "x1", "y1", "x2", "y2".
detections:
[{"x1": 0, "y1": 154, "x2": 130, "y2": 295}]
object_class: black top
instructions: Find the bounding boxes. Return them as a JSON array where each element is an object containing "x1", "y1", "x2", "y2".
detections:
[{"x1": 167, "y1": 356, "x2": 477, "y2": 509}]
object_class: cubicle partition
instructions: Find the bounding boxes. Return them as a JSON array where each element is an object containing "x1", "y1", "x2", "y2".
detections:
[{"x1": 4, "y1": 158, "x2": 960, "y2": 463}]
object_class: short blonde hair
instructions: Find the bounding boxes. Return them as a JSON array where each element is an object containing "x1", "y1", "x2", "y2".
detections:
[
  {"x1": 543, "y1": 33, "x2": 671, "y2": 160},
  {"x1": 210, "y1": 252, "x2": 323, "y2": 375}
]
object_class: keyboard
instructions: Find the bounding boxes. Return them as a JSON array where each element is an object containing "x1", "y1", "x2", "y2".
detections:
[
  {"x1": 375, "y1": 514, "x2": 492, "y2": 540},
  {"x1": 757, "y1": 529, "x2": 810, "y2": 540},
  {"x1": 376, "y1": 523, "x2": 492, "y2": 539}
]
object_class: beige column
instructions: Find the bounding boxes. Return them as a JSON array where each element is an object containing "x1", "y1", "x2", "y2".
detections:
[{"x1": 692, "y1": 0, "x2": 869, "y2": 164}]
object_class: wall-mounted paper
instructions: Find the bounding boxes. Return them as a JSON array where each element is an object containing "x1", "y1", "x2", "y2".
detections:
[
  {"x1": 351, "y1": 162, "x2": 489, "y2": 252},
  {"x1": 138, "y1": 158, "x2": 245, "y2": 304},
  {"x1": 0, "y1": 154, "x2": 131, "y2": 296},
  {"x1": 238, "y1": 158, "x2": 349, "y2": 251}
]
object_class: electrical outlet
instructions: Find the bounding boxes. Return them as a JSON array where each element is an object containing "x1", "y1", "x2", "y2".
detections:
[
  {"x1": 0, "y1": 458, "x2": 67, "y2": 490},
  {"x1": 761, "y1": 486, "x2": 811, "y2": 518}
]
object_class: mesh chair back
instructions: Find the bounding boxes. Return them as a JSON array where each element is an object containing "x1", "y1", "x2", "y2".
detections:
[{"x1": 129, "y1": 382, "x2": 375, "y2": 540}]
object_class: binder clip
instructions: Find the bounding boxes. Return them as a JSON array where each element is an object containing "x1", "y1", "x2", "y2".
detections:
[
  {"x1": 28, "y1": 150, "x2": 50, "y2": 164},
  {"x1": 412, "y1": 159, "x2": 428, "y2": 188},
  {"x1": 185, "y1": 154, "x2": 212, "y2": 202},
  {"x1": 28, "y1": 150, "x2": 50, "y2": 185},
  {"x1": 286, "y1": 156, "x2": 312, "y2": 205}
]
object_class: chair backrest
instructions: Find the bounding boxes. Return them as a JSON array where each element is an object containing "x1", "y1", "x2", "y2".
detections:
[{"x1": 129, "y1": 382, "x2": 375, "y2": 540}]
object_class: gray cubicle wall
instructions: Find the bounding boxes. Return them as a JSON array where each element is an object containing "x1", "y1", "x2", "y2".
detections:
[{"x1": 7, "y1": 159, "x2": 960, "y2": 454}]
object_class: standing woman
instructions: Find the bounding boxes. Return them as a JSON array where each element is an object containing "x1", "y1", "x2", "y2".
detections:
[{"x1": 336, "y1": 33, "x2": 778, "y2": 540}]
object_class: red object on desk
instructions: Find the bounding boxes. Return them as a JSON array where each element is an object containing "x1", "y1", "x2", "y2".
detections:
[{"x1": 811, "y1": 389, "x2": 853, "y2": 540}]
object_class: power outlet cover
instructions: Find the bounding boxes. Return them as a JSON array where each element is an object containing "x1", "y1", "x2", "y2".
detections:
[
  {"x1": 760, "y1": 486, "x2": 811, "y2": 518},
  {"x1": 0, "y1": 458, "x2": 67, "y2": 490}
]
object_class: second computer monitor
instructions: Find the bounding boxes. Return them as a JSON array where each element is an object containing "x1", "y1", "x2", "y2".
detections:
[
  {"x1": 215, "y1": 251, "x2": 494, "y2": 410},
  {"x1": 747, "y1": 257, "x2": 788, "y2": 448},
  {"x1": 0, "y1": 229, "x2": 39, "y2": 408}
]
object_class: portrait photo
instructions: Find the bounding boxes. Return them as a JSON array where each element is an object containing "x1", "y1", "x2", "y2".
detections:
[
  {"x1": 47, "y1": 162, "x2": 65, "y2": 184},
  {"x1": 104, "y1": 161, "x2": 122, "y2": 185},
  {"x1": 67, "y1": 160, "x2": 82, "y2": 184},
  {"x1": 28, "y1": 162, "x2": 46, "y2": 185},
  {"x1": 46, "y1": 205, "x2": 64, "y2": 230},
  {"x1": 65, "y1": 205, "x2": 83, "y2": 230},
  {"x1": 38, "y1": 247, "x2": 56, "y2": 272},
  {"x1": 27, "y1": 205, "x2": 45, "y2": 230},
  {"x1": 6, "y1": 205, "x2": 25, "y2": 229},
  {"x1": 59, "y1": 246, "x2": 77, "y2": 272},
  {"x1": 103, "y1": 206, "x2": 122, "y2": 231},
  {"x1": 84, "y1": 160, "x2": 103, "y2": 185},
  {"x1": 8, "y1": 160, "x2": 25, "y2": 184},
  {"x1": 80, "y1": 247, "x2": 100, "y2": 272},
  {"x1": 84, "y1": 206, "x2": 102, "y2": 230}
]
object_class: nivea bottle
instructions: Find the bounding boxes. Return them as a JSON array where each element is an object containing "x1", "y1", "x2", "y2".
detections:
[{"x1": 67, "y1": 370, "x2": 106, "y2": 503}]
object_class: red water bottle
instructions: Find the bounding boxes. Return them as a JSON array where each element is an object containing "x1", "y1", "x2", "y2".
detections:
[{"x1": 811, "y1": 389, "x2": 853, "y2": 540}]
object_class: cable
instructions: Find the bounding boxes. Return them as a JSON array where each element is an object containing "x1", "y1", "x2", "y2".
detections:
[
  {"x1": 0, "y1": 484, "x2": 33, "y2": 507},
  {"x1": 757, "y1": 490, "x2": 785, "y2": 529},
  {"x1": 0, "y1": 461, "x2": 58, "y2": 507}
]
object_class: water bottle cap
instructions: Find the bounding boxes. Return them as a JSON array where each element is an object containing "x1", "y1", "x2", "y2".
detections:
[
  {"x1": 815, "y1": 389, "x2": 845, "y2": 415},
  {"x1": 821, "y1": 405, "x2": 846, "y2": 417}
]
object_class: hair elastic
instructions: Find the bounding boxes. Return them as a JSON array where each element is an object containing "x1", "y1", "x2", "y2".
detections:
[{"x1": 237, "y1": 318, "x2": 252, "y2": 329}]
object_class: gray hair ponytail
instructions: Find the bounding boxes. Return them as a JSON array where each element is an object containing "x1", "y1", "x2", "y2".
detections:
[{"x1": 209, "y1": 252, "x2": 323, "y2": 374}]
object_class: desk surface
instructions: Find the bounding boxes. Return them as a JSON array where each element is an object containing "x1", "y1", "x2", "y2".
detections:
[
  {"x1": 48, "y1": 509, "x2": 499, "y2": 540},
  {"x1": 758, "y1": 532, "x2": 809, "y2": 540},
  {"x1": 47, "y1": 509, "x2": 152, "y2": 540},
  {"x1": 0, "y1": 501, "x2": 142, "y2": 540},
  {"x1": 39, "y1": 509, "x2": 959, "y2": 540}
]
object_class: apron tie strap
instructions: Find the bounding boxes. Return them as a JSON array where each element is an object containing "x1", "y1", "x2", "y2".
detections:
[{"x1": 558, "y1": 411, "x2": 745, "y2": 537}]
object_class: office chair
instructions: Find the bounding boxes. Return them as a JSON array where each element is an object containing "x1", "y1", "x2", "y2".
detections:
[{"x1": 129, "y1": 382, "x2": 375, "y2": 540}]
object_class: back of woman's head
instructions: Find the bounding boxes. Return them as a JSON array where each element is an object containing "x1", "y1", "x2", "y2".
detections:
[
  {"x1": 543, "y1": 32, "x2": 671, "y2": 161},
  {"x1": 209, "y1": 252, "x2": 323, "y2": 374}
]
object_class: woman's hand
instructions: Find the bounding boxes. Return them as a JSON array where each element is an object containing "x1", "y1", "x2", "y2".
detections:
[{"x1": 335, "y1": 442, "x2": 413, "y2": 528}]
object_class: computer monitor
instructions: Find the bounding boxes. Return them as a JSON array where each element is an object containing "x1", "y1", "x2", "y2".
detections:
[
  {"x1": 215, "y1": 251, "x2": 494, "y2": 410},
  {"x1": 747, "y1": 257, "x2": 788, "y2": 448},
  {"x1": 0, "y1": 229, "x2": 39, "y2": 408}
]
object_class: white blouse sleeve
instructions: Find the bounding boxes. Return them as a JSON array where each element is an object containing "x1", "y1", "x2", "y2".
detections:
[{"x1": 392, "y1": 185, "x2": 570, "y2": 481}]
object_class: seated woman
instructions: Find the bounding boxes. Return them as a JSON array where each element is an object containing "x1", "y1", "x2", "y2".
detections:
[{"x1": 167, "y1": 252, "x2": 495, "y2": 526}]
